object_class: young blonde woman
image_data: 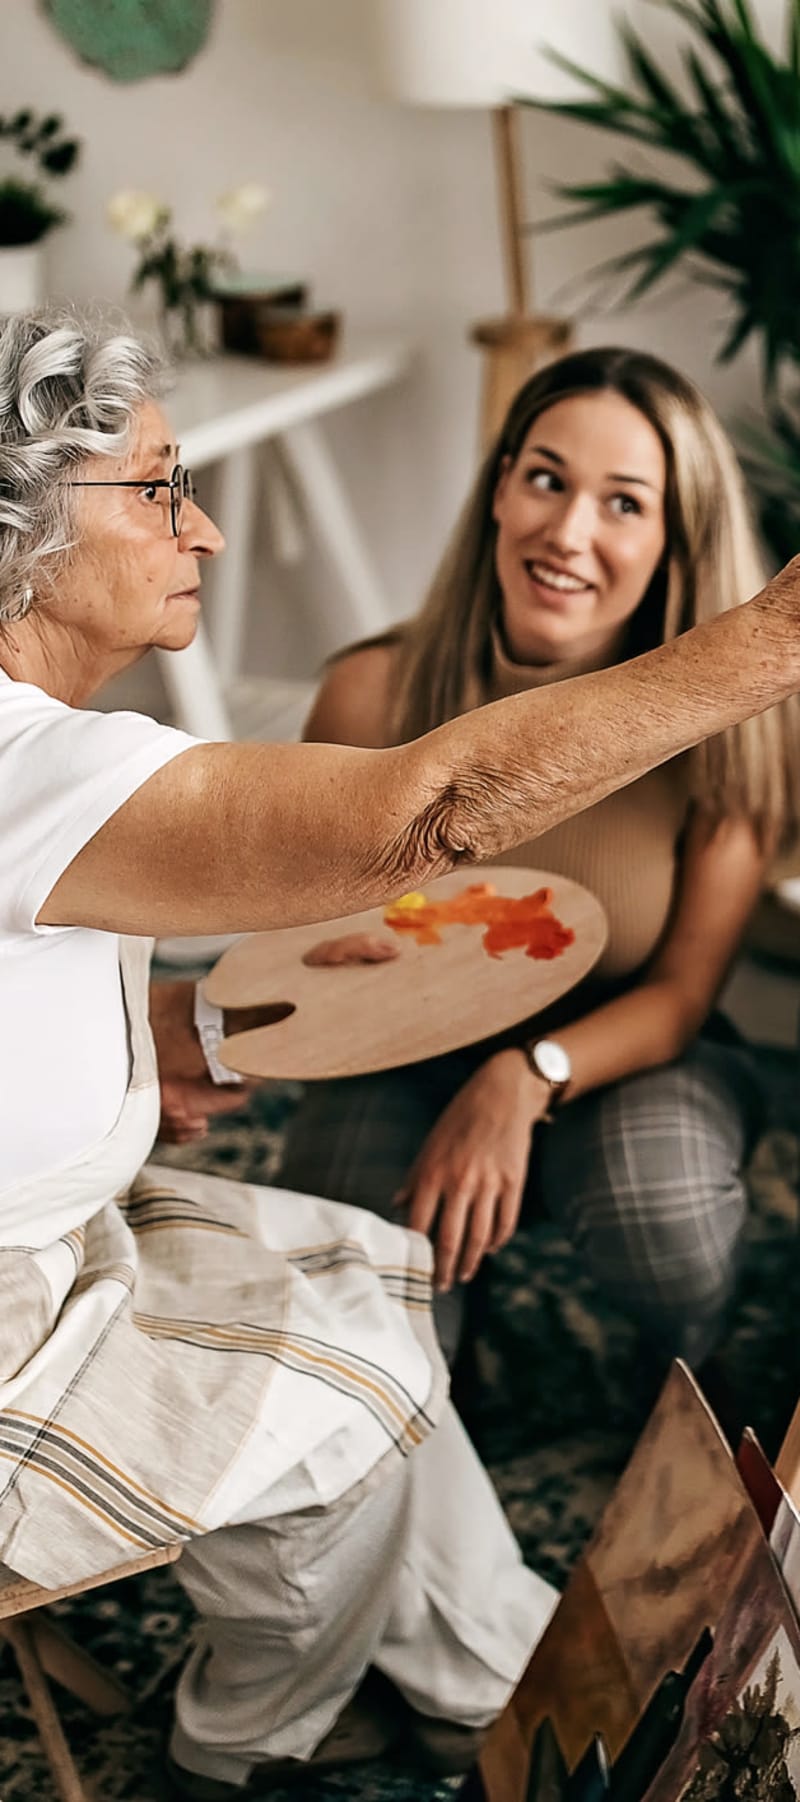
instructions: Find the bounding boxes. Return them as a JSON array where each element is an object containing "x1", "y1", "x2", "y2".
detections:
[{"x1": 280, "y1": 346, "x2": 800, "y2": 1371}]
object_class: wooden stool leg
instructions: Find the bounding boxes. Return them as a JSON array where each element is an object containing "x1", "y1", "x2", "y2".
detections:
[
  {"x1": 28, "y1": 1612, "x2": 131, "y2": 1716},
  {"x1": 2, "y1": 1618, "x2": 91, "y2": 1802}
]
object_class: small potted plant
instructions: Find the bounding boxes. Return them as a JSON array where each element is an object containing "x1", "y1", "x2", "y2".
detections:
[
  {"x1": 0, "y1": 110, "x2": 81, "y2": 311},
  {"x1": 108, "y1": 183, "x2": 271, "y2": 359}
]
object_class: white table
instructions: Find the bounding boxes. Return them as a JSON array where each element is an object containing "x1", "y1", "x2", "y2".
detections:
[{"x1": 157, "y1": 334, "x2": 415, "y2": 740}]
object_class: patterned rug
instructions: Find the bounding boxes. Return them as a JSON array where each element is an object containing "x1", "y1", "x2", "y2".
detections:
[{"x1": 3, "y1": 1057, "x2": 800, "y2": 1802}]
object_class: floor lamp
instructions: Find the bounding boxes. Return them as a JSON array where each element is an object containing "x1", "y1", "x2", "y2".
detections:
[
  {"x1": 473, "y1": 102, "x2": 570, "y2": 444},
  {"x1": 371, "y1": 0, "x2": 623, "y2": 444}
]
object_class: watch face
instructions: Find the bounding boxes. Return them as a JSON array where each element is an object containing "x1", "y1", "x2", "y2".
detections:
[{"x1": 534, "y1": 1039, "x2": 571, "y2": 1085}]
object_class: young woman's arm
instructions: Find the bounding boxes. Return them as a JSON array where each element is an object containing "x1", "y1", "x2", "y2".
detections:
[
  {"x1": 530, "y1": 809, "x2": 767, "y2": 1097},
  {"x1": 302, "y1": 644, "x2": 396, "y2": 749},
  {"x1": 40, "y1": 567, "x2": 800, "y2": 936},
  {"x1": 400, "y1": 811, "x2": 767, "y2": 1291}
]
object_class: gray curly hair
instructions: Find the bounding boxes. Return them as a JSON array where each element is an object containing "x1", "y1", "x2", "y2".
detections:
[{"x1": 0, "y1": 306, "x2": 167, "y2": 625}]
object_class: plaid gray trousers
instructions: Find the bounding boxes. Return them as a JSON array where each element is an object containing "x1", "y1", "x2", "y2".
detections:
[{"x1": 278, "y1": 1035, "x2": 761, "y2": 1368}]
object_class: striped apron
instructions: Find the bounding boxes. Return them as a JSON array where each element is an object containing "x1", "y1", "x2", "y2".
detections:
[{"x1": 0, "y1": 938, "x2": 447, "y2": 1590}]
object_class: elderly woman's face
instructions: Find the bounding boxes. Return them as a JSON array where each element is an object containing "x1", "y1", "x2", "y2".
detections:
[
  {"x1": 61, "y1": 400, "x2": 224, "y2": 658},
  {"x1": 492, "y1": 390, "x2": 667, "y2": 667}
]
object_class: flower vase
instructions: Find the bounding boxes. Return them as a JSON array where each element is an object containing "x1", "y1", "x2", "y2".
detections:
[{"x1": 160, "y1": 297, "x2": 216, "y2": 362}]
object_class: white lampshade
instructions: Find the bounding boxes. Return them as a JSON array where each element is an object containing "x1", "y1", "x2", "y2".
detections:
[{"x1": 371, "y1": 0, "x2": 626, "y2": 108}]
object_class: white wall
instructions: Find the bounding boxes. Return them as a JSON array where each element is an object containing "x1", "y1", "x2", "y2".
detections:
[{"x1": 1, "y1": 0, "x2": 780, "y2": 715}]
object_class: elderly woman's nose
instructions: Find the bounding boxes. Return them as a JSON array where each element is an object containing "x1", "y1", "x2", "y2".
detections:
[{"x1": 181, "y1": 499, "x2": 225, "y2": 557}]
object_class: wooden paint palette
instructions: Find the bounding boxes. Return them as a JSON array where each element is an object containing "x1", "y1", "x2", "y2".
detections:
[{"x1": 205, "y1": 866, "x2": 607, "y2": 1081}]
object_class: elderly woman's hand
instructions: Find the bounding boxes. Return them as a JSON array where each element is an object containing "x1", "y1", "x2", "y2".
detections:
[
  {"x1": 158, "y1": 1075, "x2": 254, "y2": 1145},
  {"x1": 394, "y1": 1050, "x2": 551, "y2": 1292},
  {"x1": 149, "y1": 978, "x2": 255, "y2": 1144}
]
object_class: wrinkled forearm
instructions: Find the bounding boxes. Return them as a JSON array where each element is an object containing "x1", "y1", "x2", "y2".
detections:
[
  {"x1": 204, "y1": 590, "x2": 800, "y2": 927},
  {"x1": 39, "y1": 574, "x2": 800, "y2": 937},
  {"x1": 383, "y1": 587, "x2": 799, "y2": 888}
]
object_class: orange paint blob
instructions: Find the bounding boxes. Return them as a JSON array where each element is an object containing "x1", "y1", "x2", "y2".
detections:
[{"x1": 383, "y1": 882, "x2": 575, "y2": 961}]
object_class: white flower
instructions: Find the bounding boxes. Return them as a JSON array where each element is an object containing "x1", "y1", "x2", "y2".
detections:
[
  {"x1": 107, "y1": 190, "x2": 168, "y2": 242},
  {"x1": 215, "y1": 182, "x2": 270, "y2": 235}
]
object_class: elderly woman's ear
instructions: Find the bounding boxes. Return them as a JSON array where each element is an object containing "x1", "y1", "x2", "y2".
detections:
[{"x1": 2, "y1": 584, "x2": 34, "y2": 624}]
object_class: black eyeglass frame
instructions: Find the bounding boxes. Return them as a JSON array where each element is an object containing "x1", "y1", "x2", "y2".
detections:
[{"x1": 66, "y1": 463, "x2": 196, "y2": 538}]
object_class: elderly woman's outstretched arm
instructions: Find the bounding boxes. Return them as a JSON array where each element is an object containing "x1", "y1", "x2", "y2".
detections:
[{"x1": 40, "y1": 562, "x2": 800, "y2": 937}]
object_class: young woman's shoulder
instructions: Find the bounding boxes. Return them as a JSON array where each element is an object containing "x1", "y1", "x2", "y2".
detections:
[{"x1": 303, "y1": 640, "x2": 400, "y2": 748}]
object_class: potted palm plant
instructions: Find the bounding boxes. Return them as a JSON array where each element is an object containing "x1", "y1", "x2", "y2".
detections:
[
  {"x1": 523, "y1": 0, "x2": 800, "y2": 560},
  {"x1": 0, "y1": 110, "x2": 80, "y2": 311}
]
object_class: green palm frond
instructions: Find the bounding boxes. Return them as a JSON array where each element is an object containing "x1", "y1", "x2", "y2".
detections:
[
  {"x1": 791, "y1": 1, "x2": 800, "y2": 77},
  {"x1": 523, "y1": 0, "x2": 800, "y2": 380},
  {"x1": 740, "y1": 398, "x2": 800, "y2": 563}
]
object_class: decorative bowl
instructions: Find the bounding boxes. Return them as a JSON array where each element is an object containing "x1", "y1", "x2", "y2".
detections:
[{"x1": 218, "y1": 298, "x2": 340, "y2": 364}]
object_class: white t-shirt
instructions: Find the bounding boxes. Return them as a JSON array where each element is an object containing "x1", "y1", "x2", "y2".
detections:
[{"x1": 0, "y1": 671, "x2": 200, "y2": 1191}]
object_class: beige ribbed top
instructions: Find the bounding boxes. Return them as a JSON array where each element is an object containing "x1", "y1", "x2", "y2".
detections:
[{"x1": 469, "y1": 628, "x2": 689, "y2": 988}]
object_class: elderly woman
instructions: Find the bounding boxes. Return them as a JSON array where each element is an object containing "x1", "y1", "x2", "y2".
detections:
[{"x1": 1, "y1": 309, "x2": 800, "y2": 1799}]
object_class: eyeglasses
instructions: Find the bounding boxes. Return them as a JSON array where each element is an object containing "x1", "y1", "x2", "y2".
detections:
[{"x1": 66, "y1": 464, "x2": 196, "y2": 538}]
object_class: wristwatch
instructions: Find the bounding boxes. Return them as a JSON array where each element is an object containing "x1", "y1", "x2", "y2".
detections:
[
  {"x1": 193, "y1": 981, "x2": 244, "y2": 1086},
  {"x1": 194, "y1": 984, "x2": 294, "y2": 1084},
  {"x1": 522, "y1": 1037, "x2": 572, "y2": 1121}
]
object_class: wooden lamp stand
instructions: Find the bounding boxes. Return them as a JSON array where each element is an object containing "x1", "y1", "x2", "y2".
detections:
[{"x1": 471, "y1": 106, "x2": 572, "y2": 445}]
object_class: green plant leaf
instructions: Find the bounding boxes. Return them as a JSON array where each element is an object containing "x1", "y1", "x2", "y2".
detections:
[
  {"x1": 685, "y1": 49, "x2": 747, "y2": 170},
  {"x1": 41, "y1": 141, "x2": 79, "y2": 176},
  {"x1": 0, "y1": 177, "x2": 65, "y2": 244},
  {"x1": 523, "y1": 0, "x2": 800, "y2": 379},
  {"x1": 621, "y1": 187, "x2": 737, "y2": 296},
  {"x1": 618, "y1": 23, "x2": 685, "y2": 116},
  {"x1": 0, "y1": 106, "x2": 80, "y2": 243},
  {"x1": 717, "y1": 305, "x2": 758, "y2": 363},
  {"x1": 790, "y1": 0, "x2": 800, "y2": 77},
  {"x1": 535, "y1": 48, "x2": 645, "y2": 113},
  {"x1": 535, "y1": 171, "x2": 683, "y2": 233}
]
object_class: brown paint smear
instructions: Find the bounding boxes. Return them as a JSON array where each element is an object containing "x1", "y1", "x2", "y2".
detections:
[{"x1": 302, "y1": 933, "x2": 400, "y2": 967}]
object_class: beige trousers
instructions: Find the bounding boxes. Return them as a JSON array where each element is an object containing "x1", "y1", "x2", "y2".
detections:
[{"x1": 170, "y1": 1403, "x2": 557, "y2": 1786}]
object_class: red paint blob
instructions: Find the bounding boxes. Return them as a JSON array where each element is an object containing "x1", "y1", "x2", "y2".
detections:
[{"x1": 383, "y1": 883, "x2": 574, "y2": 961}]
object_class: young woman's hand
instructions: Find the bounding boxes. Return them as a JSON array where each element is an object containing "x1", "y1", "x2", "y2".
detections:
[{"x1": 395, "y1": 1049, "x2": 551, "y2": 1292}]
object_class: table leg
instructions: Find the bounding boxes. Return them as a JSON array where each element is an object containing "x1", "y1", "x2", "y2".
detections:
[
  {"x1": 265, "y1": 441, "x2": 305, "y2": 566},
  {"x1": 155, "y1": 624, "x2": 234, "y2": 740},
  {"x1": 204, "y1": 445, "x2": 259, "y2": 684},
  {"x1": 279, "y1": 418, "x2": 392, "y2": 638}
]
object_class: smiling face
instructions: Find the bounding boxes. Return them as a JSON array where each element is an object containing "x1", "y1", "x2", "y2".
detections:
[
  {"x1": 51, "y1": 399, "x2": 224, "y2": 682},
  {"x1": 492, "y1": 389, "x2": 668, "y2": 667}
]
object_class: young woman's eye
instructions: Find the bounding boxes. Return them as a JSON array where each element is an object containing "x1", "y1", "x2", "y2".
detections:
[
  {"x1": 609, "y1": 492, "x2": 641, "y2": 517},
  {"x1": 525, "y1": 467, "x2": 562, "y2": 492}
]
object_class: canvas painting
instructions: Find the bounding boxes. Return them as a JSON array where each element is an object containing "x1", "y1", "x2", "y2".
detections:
[
  {"x1": 643, "y1": 1547, "x2": 800, "y2": 1800},
  {"x1": 478, "y1": 1362, "x2": 770, "y2": 1802},
  {"x1": 772, "y1": 1490, "x2": 800, "y2": 1629}
]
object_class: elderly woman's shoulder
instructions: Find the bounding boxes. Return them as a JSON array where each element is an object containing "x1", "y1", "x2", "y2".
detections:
[{"x1": 303, "y1": 638, "x2": 400, "y2": 749}]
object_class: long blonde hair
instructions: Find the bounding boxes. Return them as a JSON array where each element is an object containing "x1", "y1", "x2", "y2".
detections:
[{"x1": 373, "y1": 346, "x2": 800, "y2": 846}]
